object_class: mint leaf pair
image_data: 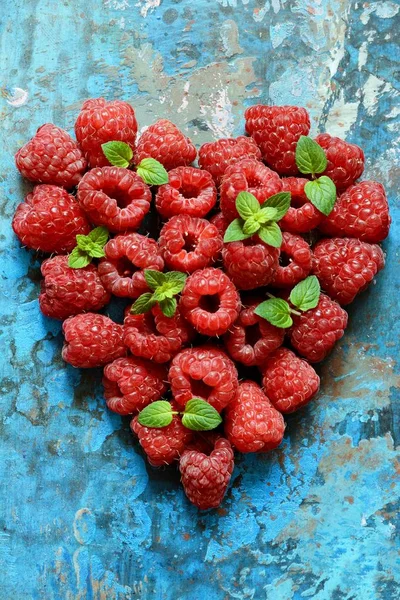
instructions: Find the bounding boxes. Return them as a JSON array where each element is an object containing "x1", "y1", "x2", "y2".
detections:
[
  {"x1": 68, "y1": 226, "x2": 109, "y2": 269},
  {"x1": 138, "y1": 398, "x2": 222, "y2": 431},
  {"x1": 131, "y1": 270, "x2": 187, "y2": 317},
  {"x1": 101, "y1": 141, "x2": 168, "y2": 185},
  {"x1": 295, "y1": 136, "x2": 336, "y2": 216}
]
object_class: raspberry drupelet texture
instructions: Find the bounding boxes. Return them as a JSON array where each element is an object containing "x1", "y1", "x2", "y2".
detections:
[
  {"x1": 98, "y1": 233, "x2": 164, "y2": 298},
  {"x1": 315, "y1": 133, "x2": 364, "y2": 191},
  {"x1": 135, "y1": 119, "x2": 197, "y2": 171},
  {"x1": 77, "y1": 166, "x2": 151, "y2": 232},
  {"x1": 155, "y1": 166, "x2": 217, "y2": 219},
  {"x1": 261, "y1": 347, "x2": 320, "y2": 413},
  {"x1": 222, "y1": 238, "x2": 280, "y2": 290},
  {"x1": 280, "y1": 177, "x2": 324, "y2": 233},
  {"x1": 15, "y1": 124, "x2": 87, "y2": 188},
  {"x1": 198, "y1": 136, "x2": 262, "y2": 185},
  {"x1": 271, "y1": 232, "x2": 313, "y2": 288},
  {"x1": 209, "y1": 212, "x2": 229, "y2": 237},
  {"x1": 75, "y1": 98, "x2": 138, "y2": 168},
  {"x1": 179, "y1": 267, "x2": 240, "y2": 336},
  {"x1": 12, "y1": 184, "x2": 91, "y2": 254}
]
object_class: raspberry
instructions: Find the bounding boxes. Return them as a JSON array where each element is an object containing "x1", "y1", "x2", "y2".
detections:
[
  {"x1": 224, "y1": 381, "x2": 285, "y2": 453},
  {"x1": 280, "y1": 177, "x2": 324, "y2": 233},
  {"x1": 169, "y1": 346, "x2": 238, "y2": 412},
  {"x1": 155, "y1": 167, "x2": 217, "y2": 219},
  {"x1": 124, "y1": 304, "x2": 194, "y2": 363},
  {"x1": 12, "y1": 184, "x2": 90, "y2": 254},
  {"x1": 220, "y1": 158, "x2": 282, "y2": 222},
  {"x1": 158, "y1": 215, "x2": 223, "y2": 273},
  {"x1": 98, "y1": 233, "x2": 164, "y2": 298},
  {"x1": 315, "y1": 133, "x2": 364, "y2": 191},
  {"x1": 75, "y1": 98, "x2": 137, "y2": 168},
  {"x1": 179, "y1": 267, "x2": 240, "y2": 336},
  {"x1": 77, "y1": 166, "x2": 151, "y2": 233},
  {"x1": 62, "y1": 313, "x2": 126, "y2": 368},
  {"x1": 319, "y1": 181, "x2": 391, "y2": 243},
  {"x1": 288, "y1": 293, "x2": 348, "y2": 363},
  {"x1": 198, "y1": 136, "x2": 262, "y2": 185},
  {"x1": 39, "y1": 255, "x2": 110, "y2": 320},
  {"x1": 271, "y1": 232, "x2": 312, "y2": 288},
  {"x1": 222, "y1": 238, "x2": 280, "y2": 290},
  {"x1": 261, "y1": 347, "x2": 320, "y2": 413},
  {"x1": 209, "y1": 212, "x2": 229, "y2": 237},
  {"x1": 245, "y1": 105, "x2": 310, "y2": 175},
  {"x1": 103, "y1": 357, "x2": 167, "y2": 415},
  {"x1": 179, "y1": 436, "x2": 234, "y2": 510},
  {"x1": 313, "y1": 237, "x2": 385, "y2": 306},
  {"x1": 135, "y1": 119, "x2": 197, "y2": 171},
  {"x1": 15, "y1": 124, "x2": 87, "y2": 188}
]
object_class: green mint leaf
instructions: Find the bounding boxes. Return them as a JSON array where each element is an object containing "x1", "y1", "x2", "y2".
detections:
[
  {"x1": 256, "y1": 206, "x2": 278, "y2": 224},
  {"x1": 68, "y1": 247, "x2": 92, "y2": 269},
  {"x1": 305, "y1": 176, "x2": 337, "y2": 216},
  {"x1": 138, "y1": 401, "x2": 173, "y2": 428},
  {"x1": 136, "y1": 158, "x2": 168, "y2": 185},
  {"x1": 144, "y1": 270, "x2": 167, "y2": 291},
  {"x1": 223, "y1": 219, "x2": 251, "y2": 243},
  {"x1": 261, "y1": 192, "x2": 291, "y2": 221},
  {"x1": 160, "y1": 297, "x2": 177, "y2": 318},
  {"x1": 88, "y1": 226, "x2": 109, "y2": 246},
  {"x1": 102, "y1": 141, "x2": 133, "y2": 168},
  {"x1": 254, "y1": 298, "x2": 293, "y2": 329},
  {"x1": 289, "y1": 275, "x2": 321, "y2": 312},
  {"x1": 258, "y1": 222, "x2": 282, "y2": 248},
  {"x1": 181, "y1": 398, "x2": 222, "y2": 431},
  {"x1": 165, "y1": 271, "x2": 187, "y2": 292},
  {"x1": 295, "y1": 136, "x2": 327, "y2": 176},
  {"x1": 242, "y1": 217, "x2": 260, "y2": 236},
  {"x1": 130, "y1": 293, "x2": 155, "y2": 315},
  {"x1": 75, "y1": 234, "x2": 92, "y2": 252},
  {"x1": 235, "y1": 191, "x2": 261, "y2": 220},
  {"x1": 88, "y1": 244, "x2": 106, "y2": 258}
]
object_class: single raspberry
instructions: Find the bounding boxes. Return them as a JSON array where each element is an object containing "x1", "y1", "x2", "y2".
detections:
[
  {"x1": 198, "y1": 136, "x2": 262, "y2": 185},
  {"x1": 12, "y1": 184, "x2": 90, "y2": 254},
  {"x1": 103, "y1": 357, "x2": 167, "y2": 415},
  {"x1": 319, "y1": 181, "x2": 391, "y2": 243},
  {"x1": 209, "y1": 212, "x2": 229, "y2": 237},
  {"x1": 179, "y1": 436, "x2": 234, "y2": 510},
  {"x1": 245, "y1": 105, "x2": 310, "y2": 175},
  {"x1": 155, "y1": 166, "x2": 217, "y2": 219},
  {"x1": 135, "y1": 119, "x2": 197, "y2": 171},
  {"x1": 15, "y1": 123, "x2": 87, "y2": 188},
  {"x1": 124, "y1": 304, "x2": 194, "y2": 363},
  {"x1": 179, "y1": 268, "x2": 240, "y2": 336},
  {"x1": 261, "y1": 347, "x2": 320, "y2": 413},
  {"x1": 312, "y1": 237, "x2": 385, "y2": 306},
  {"x1": 169, "y1": 346, "x2": 238, "y2": 412},
  {"x1": 75, "y1": 98, "x2": 138, "y2": 168},
  {"x1": 77, "y1": 167, "x2": 151, "y2": 233},
  {"x1": 220, "y1": 158, "x2": 282, "y2": 222},
  {"x1": 280, "y1": 177, "x2": 324, "y2": 233},
  {"x1": 271, "y1": 232, "x2": 312, "y2": 288},
  {"x1": 222, "y1": 238, "x2": 280, "y2": 290},
  {"x1": 315, "y1": 133, "x2": 364, "y2": 191},
  {"x1": 158, "y1": 215, "x2": 223, "y2": 273},
  {"x1": 98, "y1": 233, "x2": 164, "y2": 298},
  {"x1": 62, "y1": 313, "x2": 126, "y2": 368},
  {"x1": 39, "y1": 255, "x2": 110, "y2": 320},
  {"x1": 288, "y1": 293, "x2": 348, "y2": 363}
]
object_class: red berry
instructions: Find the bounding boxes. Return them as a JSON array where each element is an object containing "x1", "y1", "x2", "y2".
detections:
[
  {"x1": 209, "y1": 212, "x2": 229, "y2": 237},
  {"x1": 271, "y1": 232, "x2": 312, "y2": 288},
  {"x1": 222, "y1": 238, "x2": 280, "y2": 290},
  {"x1": 155, "y1": 166, "x2": 217, "y2": 219},
  {"x1": 12, "y1": 184, "x2": 90, "y2": 254},
  {"x1": 315, "y1": 133, "x2": 364, "y2": 191},
  {"x1": 135, "y1": 119, "x2": 197, "y2": 171},
  {"x1": 198, "y1": 136, "x2": 262, "y2": 185},
  {"x1": 280, "y1": 177, "x2": 324, "y2": 233}
]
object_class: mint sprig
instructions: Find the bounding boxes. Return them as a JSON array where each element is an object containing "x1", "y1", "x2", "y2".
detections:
[
  {"x1": 136, "y1": 158, "x2": 169, "y2": 185},
  {"x1": 131, "y1": 270, "x2": 187, "y2": 317},
  {"x1": 102, "y1": 141, "x2": 133, "y2": 168},
  {"x1": 68, "y1": 227, "x2": 110, "y2": 269},
  {"x1": 101, "y1": 141, "x2": 168, "y2": 185},
  {"x1": 304, "y1": 176, "x2": 336, "y2": 216},
  {"x1": 138, "y1": 398, "x2": 222, "y2": 431}
]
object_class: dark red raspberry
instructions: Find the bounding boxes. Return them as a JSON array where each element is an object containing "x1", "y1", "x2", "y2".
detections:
[
  {"x1": 77, "y1": 166, "x2": 151, "y2": 232},
  {"x1": 179, "y1": 268, "x2": 240, "y2": 336},
  {"x1": 98, "y1": 233, "x2": 164, "y2": 298},
  {"x1": 210, "y1": 212, "x2": 229, "y2": 237},
  {"x1": 12, "y1": 184, "x2": 90, "y2": 254},
  {"x1": 158, "y1": 215, "x2": 223, "y2": 273},
  {"x1": 220, "y1": 158, "x2": 282, "y2": 222},
  {"x1": 62, "y1": 313, "x2": 126, "y2": 368},
  {"x1": 245, "y1": 105, "x2": 310, "y2": 175},
  {"x1": 222, "y1": 238, "x2": 280, "y2": 290},
  {"x1": 135, "y1": 119, "x2": 197, "y2": 171},
  {"x1": 39, "y1": 255, "x2": 110, "y2": 320},
  {"x1": 261, "y1": 347, "x2": 320, "y2": 413},
  {"x1": 75, "y1": 98, "x2": 137, "y2": 168},
  {"x1": 280, "y1": 177, "x2": 324, "y2": 233},
  {"x1": 315, "y1": 133, "x2": 364, "y2": 191},
  {"x1": 169, "y1": 346, "x2": 238, "y2": 412},
  {"x1": 198, "y1": 136, "x2": 262, "y2": 185},
  {"x1": 103, "y1": 357, "x2": 167, "y2": 415},
  {"x1": 313, "y1": 237, "x2": 385, "y2": 306},
  {"x1": 271, "y1": 232, "x2": 312, "y2": 288},
  {"x1": 319, "y1": 181, "x2": 391, "y2": 243},
  {"x1": 15, "y1": 124, "x2": 87, "y2": 188},
  {"x1": 155, "y1": 166, "x2": 217, "y2": 219}
]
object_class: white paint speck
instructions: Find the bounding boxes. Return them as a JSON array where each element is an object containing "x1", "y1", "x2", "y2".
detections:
[
  {"x1": 358, "y1": 41, "x2": 368, "y2": 70},
  {"x1": 5, "y1": 87, "x2": 29, "y2": 107},
  {"x1": 200, "y1": 87, "x2": 234, "y2": 138},
  {"x1": 136, "y1": 0, "x2": 161, "y2": 17},
  {"x1": 360, "y1": 1, "x2": 399, "y2": 24},
  {"x1": 104, "y1": 0, "x2": 130, "y2": 9},
  {"x1": 325, "y1": 90, "x2": 359, "y2": 136},
  {"x1": 362, "y1": 74, "x2": 394, "y2": 116},
  {"x1": 177, "y1": 82, "x2": 190, "y2": 114}
]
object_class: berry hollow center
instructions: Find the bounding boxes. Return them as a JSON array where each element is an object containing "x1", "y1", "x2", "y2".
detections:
[
  {"x1": 104, "y1": 184, "x2": 133, "y2": 209},
  {"x1": 116, "y1": 257, "x2": 138, "y2": 278},
  {"x1": 188, "y1": 378, "x2": 214, "y2": 401},
  {"x1": 245, "y1": 323, "x2": 262, "y2": 347},
  {"x1": 183, "y1": 231, "x2": 198, "y2": 253},
  {"x1": 279, "y1": 252, "x2": 292, "y2": 267},
  {"x1": 198, "y1": 294, "x2": 221, "y2": 313},
  {"x1": 180, "y1": 184, "x2": 200, "y2": 199}
]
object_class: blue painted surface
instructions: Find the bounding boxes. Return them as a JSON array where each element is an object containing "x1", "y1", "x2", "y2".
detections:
[{"x1": 0, "y1": 1, "x2": 399, "y2": 599}]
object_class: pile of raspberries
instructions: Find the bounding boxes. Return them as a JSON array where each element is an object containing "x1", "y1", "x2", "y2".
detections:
[{"x1": 12, "y1": 98, "x2": 390, "y2": 510}]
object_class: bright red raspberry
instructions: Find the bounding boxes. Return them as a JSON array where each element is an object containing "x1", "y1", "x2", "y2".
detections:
[
  {"x1": 315, "y1": 133, "x2": 364, "y2": 191},
  {"x1": 158, "y1": 215, "x2": 223, "y2": 273},
  {"x1": 280, "y1": 177, "x2": 324, "y2": 233},
  {"x1": 313, "y1": 237, "x2": 385, "y2": 306},
  {"x1": 77, "y1": 167, "x2": 151, "y2": 233},
  {"x1": 135, "y1": 119, "x2": 197, "y2": 171},
  {"x1": 169, "y1": 346, "x2": 238, "y2": 412},
  {"x1": 245, "y1": 105, "x2": 310, "y2": 175},
  {"x1": 261, "y1": 347, "x2": 320, "y2": 413},
  {"x1": 222, "y1": 238, "x2": 280, "y2": 290},
  {"x1": 75, "y1": 98, "x2": 138, "y2": 168},
  {"x1": 319, "y1": 181, "x2": 391, "y2": 243},
  {"x1": 15, "y1": 124, "x2": 87, "y2": 188},
  {"x1": 39, "y1": 255, "x2": 110, "y2": 320},
  {"x1": 98, "y1": 233, "x2": 164, "y2": 298},
  {"x1": 155, "y1": 166, "x2": 217, "y2": 219},
  {"x1": 103, "y1": 357, "x2": 167, "y2": 415},
  {"x1": 271, "y1": 232, "x2": 312, "y2": 288},
  {"x1": 198, "y1": 136, "x2": 262, "y2": 185},
  {"x1": 220, "y1": 158, "x2": 282, "y2": 222},
  {"x1": 209, "y1": 212, "x2": 229, "y2": 237},
  {"x1": 179, "y1": 268, "x2": 240, "y2": 336},
  {"x1": 62, "y1": 313, "x2": 126, "y2": 368},
  {"x1": 12, "y1": 184, "x2": 90, "y2": 254}
]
